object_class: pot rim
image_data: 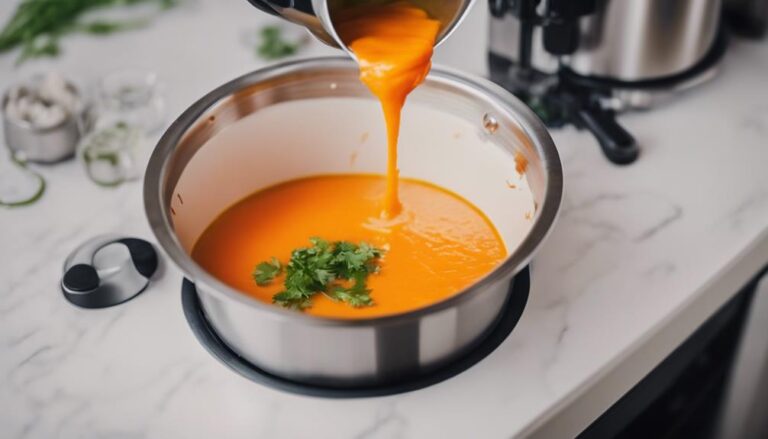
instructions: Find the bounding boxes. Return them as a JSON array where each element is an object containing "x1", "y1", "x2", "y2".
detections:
[{"x1": 144, "y1": 56, "x2": 562, "y2": 327}]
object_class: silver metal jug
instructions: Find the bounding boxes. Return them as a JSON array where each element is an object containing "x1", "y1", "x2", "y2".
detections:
[{"x1": 245, "y1": 0, "x2": 474, "y2": 54}]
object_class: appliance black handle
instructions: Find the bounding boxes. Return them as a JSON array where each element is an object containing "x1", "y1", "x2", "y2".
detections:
[
  {"x1": 488, "y1": 0, "x2": 509, "y2": 18},
  {"x1": 576, "y1": 108, "x2": 639, "y2": 165}
]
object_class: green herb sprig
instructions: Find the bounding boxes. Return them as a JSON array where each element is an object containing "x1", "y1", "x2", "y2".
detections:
[
  {"x1": 0, "y1": 0, "x2": 178, "y2": 64},
  {"x1": 253, "y1": 238, "x2": 384, "y2": 311},
  {"x1": 253, "y1": 257, "x2": 282, "y2": 286}
]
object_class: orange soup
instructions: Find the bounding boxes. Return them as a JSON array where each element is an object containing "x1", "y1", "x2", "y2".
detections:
[
  {"x1": 335, "y1": 2, "x2": 441, "y2": 218},
  {"x1": 192, "y1": 175, "x2": 507, "y2": 318}
]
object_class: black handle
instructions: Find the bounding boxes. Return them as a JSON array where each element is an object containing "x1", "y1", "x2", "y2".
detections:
[
  {"x1": 576, "y1": 108, "x2": 639, "y2": 165},
  {"x1": 63, "y1": 264, "x2": 100, "y2": 293},
  {"x1": 245, "y1": 0, "x2": 278, "y2": 15},
  {"x1": 488, "y1": 0, "x2": 509, "y2": 18},
  {"x1": 118, "y1": 238, "x2": 158, "y2": 278},
  {"x1": 542, "y1": 0, "x2": 596, "y2": 55}
]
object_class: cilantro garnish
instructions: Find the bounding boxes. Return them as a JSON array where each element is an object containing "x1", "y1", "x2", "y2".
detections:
[
  {"x1": 254, "y1": 238, "x2": 384, "y2": 311},
  {"x1": 252, "y1": 257, "x2": 282, "y2": 286}
]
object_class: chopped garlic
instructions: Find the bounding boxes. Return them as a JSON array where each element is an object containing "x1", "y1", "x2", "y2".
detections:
[{"x1": 4, "y1": 73, "x2": 79, "y2": 130}]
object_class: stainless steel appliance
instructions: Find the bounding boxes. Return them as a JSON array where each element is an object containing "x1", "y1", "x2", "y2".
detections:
[
  {"x1": 490, "y1": 0, "x2": 722, "y2": 82},
  {"x1": 144, "y1": 58, "x2": 562, "y2": 387},
  {"x1": 488, "y1": 0, "x2": 727, "y2": 164},
  {"x1": 487, "y1": 0, "x2": 768, "y2": 164}
]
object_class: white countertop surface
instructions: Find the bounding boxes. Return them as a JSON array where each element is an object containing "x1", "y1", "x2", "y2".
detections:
[{"x1": 2, "y1": 1, "x2": 768, "y2": 438}]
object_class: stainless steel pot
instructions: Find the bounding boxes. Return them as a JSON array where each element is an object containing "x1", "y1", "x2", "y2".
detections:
[{"x1": 144, "y1": 58, "x2": 562, "y2": 387}]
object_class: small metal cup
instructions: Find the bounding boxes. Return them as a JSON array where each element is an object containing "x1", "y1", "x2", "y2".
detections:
[{"x1": 2, "y1": 80, "x2": 86, "y2": 164}]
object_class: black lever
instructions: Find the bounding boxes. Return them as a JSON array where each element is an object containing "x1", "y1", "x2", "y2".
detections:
[
  {"x1": 575, "y1": 107, "x2": 639, "y2": 165},
  {"x1": 543, "y1": 0, "x2": 597, "y2": 55},
  {"x1": 548, "y1": 0, "x2": 597, "y2": 17},
  {"x1": 489, "y1": 0, "x2": 509, "y2": 18}
]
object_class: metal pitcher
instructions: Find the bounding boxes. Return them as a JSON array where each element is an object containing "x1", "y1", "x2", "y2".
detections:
[{"x1": 245, "y1": 0, "x2": 475, "y2": 54}]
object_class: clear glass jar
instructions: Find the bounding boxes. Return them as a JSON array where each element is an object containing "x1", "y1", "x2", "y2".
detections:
[
  {"x1": 78, "y1": 122, "x2": 143, "y2": 187},
  {"x1": 95, "y1": 69, "x2": 165, "y2": 133}
]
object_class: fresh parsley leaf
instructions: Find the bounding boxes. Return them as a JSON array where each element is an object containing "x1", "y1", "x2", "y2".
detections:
[
  {"x1": 329, "y1": 273, "x2": 374, "y2": 308},
  {"x1": 273, "y1": 288, "x2": 313, "y2": 310},
  {"x1": 255, "y1": 238, "x2": 384, "y2": 311},
  {"x1": 329, "y1": 240, "x2": 381, "y2": 279},
  {"x1": 252, "y1": 257, "x2": 282, "y2": 286}
]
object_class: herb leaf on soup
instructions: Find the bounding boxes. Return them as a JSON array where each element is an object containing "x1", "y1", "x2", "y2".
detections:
[
  {"x1": 252, "y1": 257, "x2": 282, "y2": 286},
  {"x1": 254, "y1": 238, "x2": 384, "y2": 311},
  {"x1": 330, "y1": 272, "x2": 374, "y2": 308}
]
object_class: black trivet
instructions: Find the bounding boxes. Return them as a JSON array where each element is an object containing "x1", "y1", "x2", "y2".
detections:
[{"x1": 181, "y1": 267, "x2": 529, "y2": 398}]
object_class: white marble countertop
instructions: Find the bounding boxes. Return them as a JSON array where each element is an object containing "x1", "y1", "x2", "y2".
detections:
[{"x1": 2, "y1": 1, "x2": 768, "y2": 438}]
